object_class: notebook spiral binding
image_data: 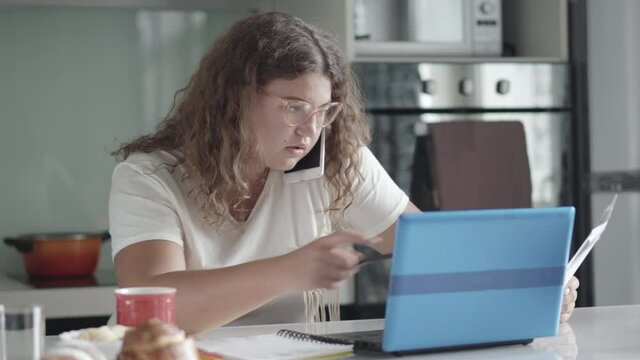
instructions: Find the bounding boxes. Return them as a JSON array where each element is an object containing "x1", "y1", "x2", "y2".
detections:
[{"x1": 276, "y1": 329, "x2": 352, "y2": 346}]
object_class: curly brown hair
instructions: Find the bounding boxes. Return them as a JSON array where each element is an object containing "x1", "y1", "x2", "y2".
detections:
[{"x1": 112, "y1": 12, "x2": 371, "y2": 226}]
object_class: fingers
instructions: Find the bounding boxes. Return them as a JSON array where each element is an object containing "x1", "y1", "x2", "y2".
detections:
[
  {"x1": 297, "y1": 232, "x2": 381, "y2": 290},
  {"x1": 326, "y1": 247, "x2": 361, "y2": 269},
  {"x1": 560, "y1": 301, "x2": 575, "y2": 323},
  {"x1": 316, "y1": 232, "x2": 375, "y2": 270},
  {"x1": 560, "y1": 287, "x2": 577, "y2": 323},
  {"x1": 326, "y1": 268, "x2": 357, "y2": 283},
  {"x1": 322, "y1": 231, "x2": 374, "y2": 247},
  {"x1": 557, "y1": 322, "x2": 573, "y2": 336},
  {"x1": 321, "y1": 268, "x2": 358, "y2": 289},
  {"x1": 562, "y1": 299, "x2": 575, "y2": 314},
  {"x1": 567, "y1": 276, "x2": 580, "y2": 291},
  {"x1": 563, "y1": 289, "x2": 578, "y2": 305}
]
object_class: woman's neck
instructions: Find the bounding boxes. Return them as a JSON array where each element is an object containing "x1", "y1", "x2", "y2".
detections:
[
  {"x1": 244, "y1": 161, "x2": 269, "y2": 187},
  {"x1": 229, "y1": 166, "x2": 269, "y2": 222}
]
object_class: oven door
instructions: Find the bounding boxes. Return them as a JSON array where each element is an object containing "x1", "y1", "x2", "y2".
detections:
[{"x1": 356, "y1": 111, "x2": 572, "y2": 307}]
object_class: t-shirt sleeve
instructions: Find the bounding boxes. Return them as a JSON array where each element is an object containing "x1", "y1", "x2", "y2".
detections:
[
  {"x1": 108, "y1": 162, "x2": 184, "y2": 260},
  {"x1": 342, "y1": 146, "x2": 410, "y2": 238}
]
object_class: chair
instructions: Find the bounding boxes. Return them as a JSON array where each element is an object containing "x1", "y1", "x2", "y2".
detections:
[{"x1": 411, "y1": 120, "x2": 532, "y2": 210}]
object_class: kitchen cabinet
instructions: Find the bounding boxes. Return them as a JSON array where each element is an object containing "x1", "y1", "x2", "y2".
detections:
[
  {"x1": 274, "y1": 0, "x2": 354, "y2": 59},
  {"x1": 1, "y1": 0, "x2": 569, "y2": 61},
  {"x1": 0, "y1": 0, "x2": 270, "y2": 12},
  {"x1": 275, "y1": 0, "x2": 569, "y2": 62},
  {"x1": 502, "y1": 0, "x2": 569, "y2": 59}
]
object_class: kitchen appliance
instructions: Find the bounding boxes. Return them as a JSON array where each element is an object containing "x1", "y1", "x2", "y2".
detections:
[
  {"x1": 4, "y1": 232, "x2": 110, "y2": 277},
  {"x1": 355, "y1": 0, "x2": 502, "y2": 57},
  {"x1": 351, "y1": 61, "x2": 572, "y2": 312}
]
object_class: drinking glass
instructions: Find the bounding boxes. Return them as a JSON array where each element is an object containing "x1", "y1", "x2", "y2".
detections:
[{"x1": 0, "y1": 304, "x2": 44, "y2": 360}]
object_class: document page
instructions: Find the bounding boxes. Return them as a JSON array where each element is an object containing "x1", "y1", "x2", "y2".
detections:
[
  {"x1": 197, "y1": 333, "x2": 353, "y2": 360},
  {"x1": 564, "y1": 195, "x2": 618, "y2": 286}
]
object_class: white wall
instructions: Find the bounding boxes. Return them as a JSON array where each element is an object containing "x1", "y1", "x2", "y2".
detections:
[
  {"x1": 0, "y1": 6, "x2": 248, "y2": 274},
  {"x1": 588, "y1": 0, "x2": 640, "y2": 306}
]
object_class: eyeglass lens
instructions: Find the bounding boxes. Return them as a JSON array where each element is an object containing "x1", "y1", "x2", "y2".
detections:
[{"x1": 286, "y1": 102, "x2": 342, "y2": 127}]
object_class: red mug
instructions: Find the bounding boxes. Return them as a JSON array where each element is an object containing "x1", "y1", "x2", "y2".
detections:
[{"x1": 115, "y1": 287, "x2": 176, "y2": 327}]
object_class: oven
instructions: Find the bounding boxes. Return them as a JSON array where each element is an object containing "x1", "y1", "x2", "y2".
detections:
[{"x1": 350, "y1": 61, "x2": 573, "y2": 310}]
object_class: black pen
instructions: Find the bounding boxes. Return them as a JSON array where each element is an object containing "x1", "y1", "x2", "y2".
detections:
[{"x1": 358, "y1": 252, "x2": 393, "y2": 265}]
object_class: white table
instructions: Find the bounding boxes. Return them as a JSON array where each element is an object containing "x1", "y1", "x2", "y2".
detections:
[
  {"x1": 196, "y1": 305, "x2": 640, "y2": 359},
  {"x1": 46, "y1": 305, "x2": 640, "y2": 359}
]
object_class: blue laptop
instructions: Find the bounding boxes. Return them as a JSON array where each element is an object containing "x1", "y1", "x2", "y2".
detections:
[{"x1": 324, "y1": 207, "x2": 575, "y2": 354}]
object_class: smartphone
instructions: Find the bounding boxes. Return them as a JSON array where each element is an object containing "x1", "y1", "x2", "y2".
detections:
[{"x1": 283, "y1": 128, "x2": 326, "y2": 184}]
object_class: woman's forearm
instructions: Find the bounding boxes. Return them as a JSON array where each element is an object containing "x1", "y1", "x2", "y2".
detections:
[
  {"x1": 114, "y1": 232, "x2": 368, "y2": 333},
  {"x1": 127, "y1": 256, "x2": 290, "y2": 334}
]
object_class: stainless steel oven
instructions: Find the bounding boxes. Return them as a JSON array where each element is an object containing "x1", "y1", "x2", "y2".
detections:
[{"x1": 351, "y1": 61, "x2": 573, "y2": 309}]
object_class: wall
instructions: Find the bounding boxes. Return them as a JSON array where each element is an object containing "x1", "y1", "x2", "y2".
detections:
[{"x1": 0, "y1": 6, "x2": 249, "y2": 274}]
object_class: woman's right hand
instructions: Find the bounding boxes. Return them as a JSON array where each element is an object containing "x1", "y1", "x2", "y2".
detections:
[{"x1": 277, "y1": 231, "x2": 372, "y2": 290}]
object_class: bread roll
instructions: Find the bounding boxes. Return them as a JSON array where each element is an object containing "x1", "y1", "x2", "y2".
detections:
[{"x1": 117, "y1": 319, "x2": 198, "y2": 360}]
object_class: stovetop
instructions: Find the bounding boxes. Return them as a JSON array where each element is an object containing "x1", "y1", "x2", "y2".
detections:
[{"x1": 8, "y1": 270, "x2": 118, "y2": 289}]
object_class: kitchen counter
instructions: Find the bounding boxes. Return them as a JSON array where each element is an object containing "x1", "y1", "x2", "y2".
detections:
[
  {"x1": 0, "y1": 272, "x2": 116, "y2": 318},
  {"x1": 195, "y1": 305, "x2": 640, "y2": 359},
  {"x1": 43, "y1": 304, "x2": 640, "y2": 359}
]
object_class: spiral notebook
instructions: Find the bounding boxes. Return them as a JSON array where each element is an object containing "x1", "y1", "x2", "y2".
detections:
[{"x1": 197, "y1": 330, "x2": 353, "y2": 360}]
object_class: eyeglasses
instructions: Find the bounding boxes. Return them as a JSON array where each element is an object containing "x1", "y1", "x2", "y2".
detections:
[{"x1": 262, "y1": 91, "x2": 343, "y2": 128}]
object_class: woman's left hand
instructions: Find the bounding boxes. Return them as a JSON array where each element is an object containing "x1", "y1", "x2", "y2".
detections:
[{"x1": 560, "y1": 276, "x2": 580, "y2": 322}]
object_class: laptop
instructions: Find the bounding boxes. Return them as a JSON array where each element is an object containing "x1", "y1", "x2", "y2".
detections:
[{"x1": 326, "y1": 207, "x2": 575, "y2": 354}]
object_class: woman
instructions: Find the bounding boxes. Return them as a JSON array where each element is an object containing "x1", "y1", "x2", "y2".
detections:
[{"x1": 109, "y1": 12, "x2": 579, "y2": 334}]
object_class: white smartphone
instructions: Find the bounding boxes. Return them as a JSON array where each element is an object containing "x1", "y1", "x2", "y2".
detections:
[{"x1": 283, "y1": 128, "x2": 326, "y2": 184}]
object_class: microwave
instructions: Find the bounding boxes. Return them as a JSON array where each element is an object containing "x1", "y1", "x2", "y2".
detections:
[{"x1": 354, "y1": 0, "x2": 502, "y2": 57}]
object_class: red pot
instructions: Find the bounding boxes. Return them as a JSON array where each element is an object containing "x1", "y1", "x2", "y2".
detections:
[{"x1": 4, "y1": 232, "x2": 110, "y2": 278}]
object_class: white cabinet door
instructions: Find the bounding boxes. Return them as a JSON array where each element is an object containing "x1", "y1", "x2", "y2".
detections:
[{"x1": 274, "y1": 0, "x2": 353, "y2": 60}]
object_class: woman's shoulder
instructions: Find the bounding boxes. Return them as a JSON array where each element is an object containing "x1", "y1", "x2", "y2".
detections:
[
  {"x1": 117, "y1": 149, "x2": 182, "y2": 172},
  {"x1": 356, "y1": 145, "x2": 380, "y2": 168},
  {"x1": 358, "y1": 145, "x2": 374, "y2": 157},
  {"x1": 113, "y1": 149, "x2": 186, "y2": 186}
]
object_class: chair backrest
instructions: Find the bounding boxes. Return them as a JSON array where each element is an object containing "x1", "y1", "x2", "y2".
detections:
[{"x1": 411, "y1": 121, "x2": 532, "y2": 210}]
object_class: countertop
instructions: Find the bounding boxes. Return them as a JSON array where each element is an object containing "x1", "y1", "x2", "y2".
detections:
[
  {"x1": 43, "y1": 304, "x2": 640, "y2": 359},
  {"x1": 196, "y1": 304, "x2": 640, "y2": 359},
  {"x1": 0, "y1": 272, "x2": 116, "y2": 318}
]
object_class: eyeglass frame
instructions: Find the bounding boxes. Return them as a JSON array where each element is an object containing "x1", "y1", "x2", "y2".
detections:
[{"x1": 261, "y1": 91, "x2": 343, "y2": 128}]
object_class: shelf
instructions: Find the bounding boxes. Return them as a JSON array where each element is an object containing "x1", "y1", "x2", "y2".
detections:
[
  {"x1": 352, "y1": 54, "x2": 568, "y2": 64},
  {"x1": 0, "y1": 0, "x2": 270, "y2": 11},
  {"x1": 354, "y1": 41, "x2": 502, "y2": 58}
]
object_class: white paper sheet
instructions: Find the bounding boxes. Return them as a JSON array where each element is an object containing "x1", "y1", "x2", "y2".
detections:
[
  {"x1": 197, "y1": 333, "x2": 353, "y2": 360},
  {"x1": 564, "y1": 194, "x2": 618, "y2": 287}
]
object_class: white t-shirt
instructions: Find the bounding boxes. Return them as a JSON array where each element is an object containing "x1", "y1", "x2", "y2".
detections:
[{"x1": 108, "y1": 146, "x2": 409, "y2": 325}]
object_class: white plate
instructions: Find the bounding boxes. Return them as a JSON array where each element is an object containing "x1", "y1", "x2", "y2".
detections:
[{"x1": 58, "y1": 330, "x2": 123, "y2": 359}]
